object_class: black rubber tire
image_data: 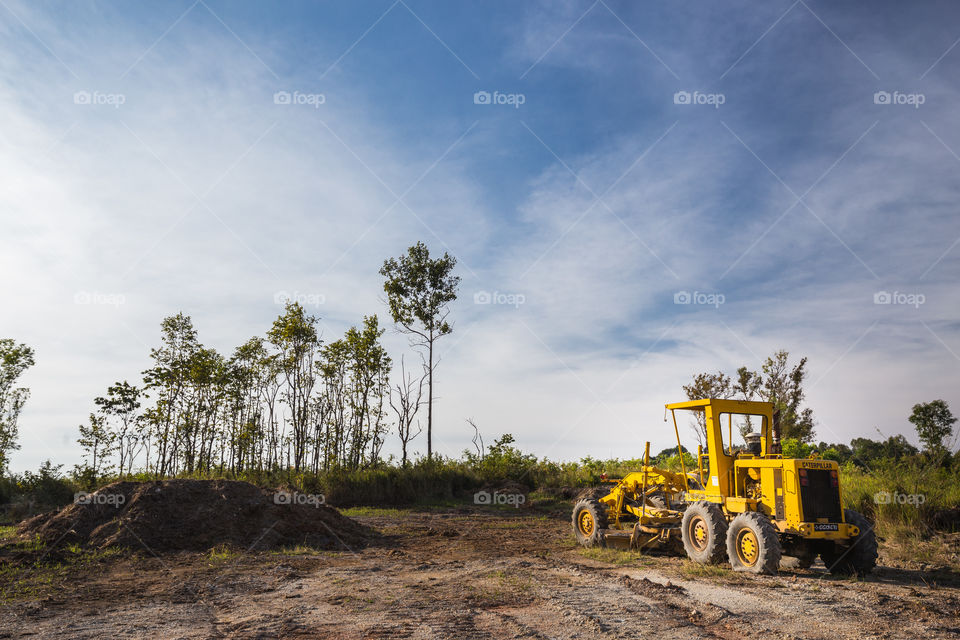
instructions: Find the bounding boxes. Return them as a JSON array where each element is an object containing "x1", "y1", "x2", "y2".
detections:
[
  {"x1": 726, "y1": 511, "x2": 782, "y2": 575},
  {"x1": 681, "y1": 501, "x2": 728, "y2": 564},
  {"x1": 575, "y1": 487, "x2": 611, "y2": 502},
  {"x1": 572, "y1": 498, "x2": 608, "y2": 548},
  {"x1": 820, "y1": 509, "x2": 878, "y2": 576},
  {"x1": 646, "y1": 495, "x2": 667, "y2": 510}
]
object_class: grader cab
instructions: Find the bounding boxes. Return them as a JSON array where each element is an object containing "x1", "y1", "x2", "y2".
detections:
[{"x1": 572, "y1": 399, "x2": 878, "y2": 575}]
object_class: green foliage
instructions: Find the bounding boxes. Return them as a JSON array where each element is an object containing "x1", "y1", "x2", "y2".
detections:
[
  {"x1": 380, "y1": 242, "x2": 460, "y2": 461},
  {"x1": 465, "y1": 434, "x2": 539, "y2": 488},
  {"x1": 760, "y1": 351, "x2": 814, "y2": 442},
  {"x1": 379, "y1": 241, "x2": 460, "y2": 337},
  {"x1": 909, "y1": 399, "x2": 957, "y2": 455},
  {"x1": 683, "y1": 350, "x2": 816, "y2": 444},
  {"x1": 781, "y1": 438, "x2": 814, "y2": 459},
  {"x1": 0, "y1": 338, "x2": 35, "y2": 474},
  {"x1": 1, "y1": 461, "x2": 76, "y2": 521},
  {"x1": 77, "y1": 413, "x2": 115, "y2": 485},
  {"x1": 850, "y1": 435, "x2": 918, "y2": 466}
]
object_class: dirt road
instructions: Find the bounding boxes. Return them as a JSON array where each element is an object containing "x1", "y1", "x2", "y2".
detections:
[{"x1": 2, "y1": 505, "x2": 959, "y2": 639}]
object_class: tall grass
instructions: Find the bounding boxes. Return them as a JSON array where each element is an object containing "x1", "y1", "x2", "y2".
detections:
[{"x1": 841, "y1": 460, "x2": 960, "y2": 533}]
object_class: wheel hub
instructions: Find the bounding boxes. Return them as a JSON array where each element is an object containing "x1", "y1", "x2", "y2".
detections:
[
  {"x1": 737, "y1": 530, "x2": 759, "y2": 565},
  {"x1": 579, "y1": 510, "x2": 595, "y2": 535},
  {"x1": 691, "y1": 517, "x2": 708, "y2": 550}
]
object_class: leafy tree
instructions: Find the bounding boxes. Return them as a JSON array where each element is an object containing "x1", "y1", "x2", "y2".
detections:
[
  {"x1": 142, "y1": 313, "x2": 199, "y2": 476},
  {"x1": 343, "y1": 315, "x2": 392, "y2": 467},
  {"x1": 733, "y1": 366, "x2": 762, "y2": 436},
  {"x1": 380, "y1": 242, "x2": 460, "y2": 460},
  {"x1": 0, "y1": 339, "x2": 35, "y2": 474},
  {"x1": 268, "y1": 302, "x2": 320, "y2": 472},
  {"x1": 94, "y1": 381, "x2": 142, "y2": 476},
  {"x1": 909, "y1": 400, "x2": 957, "y2": 455},
  {"x1": 781, "y1": 438, "x2": 814, "y2": 459},
  {"x1": 850, "y1": 435, "x2": 918, "y2": 466},
  {"x1": 682, "y1": 371, "x2": 733, "y2": 446},
  {"x1": 78, "y1": 413, "x2": 115, "y2": 480},
  {"x1": 760, "y1": 351, "x2": 815, "y2": 442},
  {"x1": 814, "y1": 442, "x2": 854, "y2": 464}
]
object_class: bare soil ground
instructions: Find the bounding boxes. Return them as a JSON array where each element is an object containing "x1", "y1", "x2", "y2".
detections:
[{"x1": 2, "y1": 503, "x2": 960, "y2": 639}]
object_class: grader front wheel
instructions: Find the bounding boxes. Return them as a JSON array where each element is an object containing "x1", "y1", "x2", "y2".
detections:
[
  {"x1": 680, "y1": 501, "x2": 728, "y2": 564},
  {"x1": 572, "y1": 498, "x2": 608, "y2": 548},
  {"x1": 726, "y1": 512, "x2": 781, "y2": 575}
]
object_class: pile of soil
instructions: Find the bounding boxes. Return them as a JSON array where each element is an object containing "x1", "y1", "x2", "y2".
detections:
[{"x1": 17, "y1": 479, "x2": 374, "y2": 553}]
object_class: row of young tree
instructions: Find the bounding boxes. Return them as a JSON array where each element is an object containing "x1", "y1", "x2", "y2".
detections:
[{"x1": 76, "y1": 242, "x2": 460, "y2": 480}]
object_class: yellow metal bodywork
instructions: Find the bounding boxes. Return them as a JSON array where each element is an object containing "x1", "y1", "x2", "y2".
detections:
[
  {"x1": 589, "y1": 399, "x2": 860, "y2": 550},
  {"x1": 671, "y1": 400, "x2": 855, "y2": 540}
]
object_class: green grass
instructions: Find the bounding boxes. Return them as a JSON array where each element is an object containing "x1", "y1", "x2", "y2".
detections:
[
  {"x1": 339, "y1": 506, "x2": 413, "y2": 517},
  {"x1": 0, "y1": 545, "x2": 125, "y2": 603},
  {"x1": 270, "y1": 545, "x2": 342, "y2": 557},
  {"x1": 577, "y1": 546, "x2": 655, "y2": 566},
  {"x1": 207, "y1": 544, "x2": 242, "y2": 562},
  {"x1": 678, "y1": 560, "x2": 732, "y2": 578}
]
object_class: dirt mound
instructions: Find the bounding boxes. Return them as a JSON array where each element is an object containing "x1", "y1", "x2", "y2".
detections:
[{"x1": 17, "y1": 479, "x2": 374, "y2": 553}]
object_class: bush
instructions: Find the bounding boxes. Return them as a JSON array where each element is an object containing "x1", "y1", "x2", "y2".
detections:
[{"x1": 1, "y1": 460, "x2": 77, "y2": 522}]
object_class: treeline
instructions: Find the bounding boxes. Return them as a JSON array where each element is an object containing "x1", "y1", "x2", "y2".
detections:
[
  {"x1": 75, "y1": 242, "x2": 461, "y2": 481},
  {"x1": 79, "y1": 307, "x2": 394, "y2": 481}
]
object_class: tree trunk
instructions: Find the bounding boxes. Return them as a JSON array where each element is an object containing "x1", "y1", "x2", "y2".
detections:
[{"x1": 427, "y1": 339, "x2": 433, "y2": 460}]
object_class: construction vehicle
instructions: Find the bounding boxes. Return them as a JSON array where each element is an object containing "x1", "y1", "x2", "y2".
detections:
[{"x1": 572, "y1": 399, "x2": 878, "y2": 575}]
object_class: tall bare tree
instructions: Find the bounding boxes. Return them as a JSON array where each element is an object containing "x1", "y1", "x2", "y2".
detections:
[
  {"x1": 380, "y1": 242, "x2": 460, "y2": 460},
  {"x1": 390, "y1": 355, "x2": 425, "y2": 466}
]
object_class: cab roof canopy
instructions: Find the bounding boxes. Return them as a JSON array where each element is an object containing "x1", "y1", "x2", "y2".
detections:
[{"x1": 665, "y1": 399, "x2": 775, "y2": 414}]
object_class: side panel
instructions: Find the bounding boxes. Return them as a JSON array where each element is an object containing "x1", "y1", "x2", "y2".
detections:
[{"x1": 773, "y1": 468, "x2": 785, "y2": 520}]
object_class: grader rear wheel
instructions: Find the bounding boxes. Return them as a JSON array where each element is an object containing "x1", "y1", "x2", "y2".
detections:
[
  {"x1": 820, "y1": 509, "x2": 878, "y2": 576},
  {"x1": 572, "y1": 497, "x2": 608, "y2": 548}
]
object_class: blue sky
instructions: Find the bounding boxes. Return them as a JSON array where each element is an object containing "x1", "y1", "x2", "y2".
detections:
[{"x1": 1, "y1": 0, "x2": 959, "y2": 471}]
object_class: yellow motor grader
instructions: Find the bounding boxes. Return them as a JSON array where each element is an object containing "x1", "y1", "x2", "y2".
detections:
[{"x1": 572, "y1": 399, "x2": 878, "y2": 575}]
